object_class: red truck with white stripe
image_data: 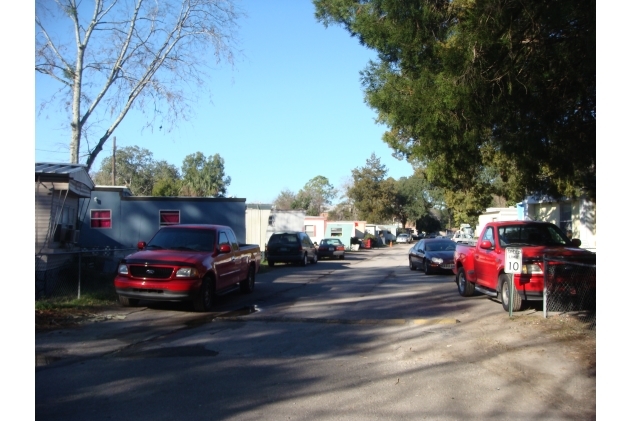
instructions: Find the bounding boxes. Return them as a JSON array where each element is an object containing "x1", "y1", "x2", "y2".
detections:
[{"x1": 453, "y1": 220, "x2": 594, "y2": 311}]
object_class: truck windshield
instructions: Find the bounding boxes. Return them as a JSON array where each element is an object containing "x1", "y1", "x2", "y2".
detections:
[
  {"x1": 146, "y1": 228, "x2": 216, "y2": 252},
  {"x1": 498, "y1": 224, "x2": 569, "y2": 247}
]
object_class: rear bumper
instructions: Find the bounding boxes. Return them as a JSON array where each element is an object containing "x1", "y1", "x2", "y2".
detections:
[
  {"x1": 318, "y1": 251, "x2": 344, "y2": 258},
  {"x1": 266, "y1": 253, "x2": 303, "y2": 263}
]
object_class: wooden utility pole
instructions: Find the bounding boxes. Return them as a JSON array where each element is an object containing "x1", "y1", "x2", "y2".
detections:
[{"x1": 112, "y1": 136, "x2": 116, "y2": 185}]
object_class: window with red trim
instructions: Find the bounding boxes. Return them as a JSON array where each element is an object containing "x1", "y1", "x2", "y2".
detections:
[
  {"x1": 91, "y1": 210, "x2": 112, "y2": 228},
  {"x1": 160, "y1": 210, "x2": 180, "y2": 226}
]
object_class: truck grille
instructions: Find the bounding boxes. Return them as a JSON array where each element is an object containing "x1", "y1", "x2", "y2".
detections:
[{"x1": 129, "y1": 266, "x2": 173, "y2": 279}]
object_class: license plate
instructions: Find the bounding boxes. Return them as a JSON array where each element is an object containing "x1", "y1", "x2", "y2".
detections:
[
  {"x1": 279, "y1": 247, "x2": 287, "y2": 252},
  {"x1": 329, "y1": 247, "x2": 334, "y2": 251},
  {"x1": 442, "y1": 264, "x2": 454, "y2": 269}
]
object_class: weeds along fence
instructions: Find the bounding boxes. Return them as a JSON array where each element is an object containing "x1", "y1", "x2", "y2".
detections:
[
  {"x1": 35, "y1": 248, "x2": 136, "y2": 301},
  {"x1": 543, "y1": 253, "x2": 596, "y2": 328}
]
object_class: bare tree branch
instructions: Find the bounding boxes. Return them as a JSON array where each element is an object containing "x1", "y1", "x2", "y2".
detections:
[{"x1": 36, "y1": 0, "x2": 244, "y2": 170}]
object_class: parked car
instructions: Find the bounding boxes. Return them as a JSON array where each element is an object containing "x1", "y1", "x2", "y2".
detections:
[
  {"x1": 114, "y1": 224, "x2": 260, "y2": 312},
  {"x1": 396, "y1": 233, "x2": 411, "y2": 244},
  {"x1": 266, "y1": 231, "x2": 318, "y2": 267},
  {"x1": 317, "y1": 238, "x2": 346, "y2": 259},
  {"x1": 408, "y1": 238, "x2": 457, "y2": 274}
]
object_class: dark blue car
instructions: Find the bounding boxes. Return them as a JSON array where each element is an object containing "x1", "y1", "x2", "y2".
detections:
[{"x1": 408, "y1": 238, "x2": 456, "y2": 274}]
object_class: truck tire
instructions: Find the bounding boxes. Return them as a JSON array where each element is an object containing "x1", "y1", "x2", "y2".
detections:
[
  {"x1": 300, "y1": 253, "x2": 308, "y2": 267},
  {"x1": 193, "y1": 276, "x2": 214, "y2": 312},
  {"x1": 409, "y1": 258, "x2": 416, "y2": 271},
  {"x1": 457, "y1": 267, "x2": 474, "y2": 297},
  {"x1": 424, "y1": 259, "x2": 432, "y2": 275},
  {"x1": 119, "y1": 295, "x2": 139, "y2": 307},
  {"x1": 500, "y1": 274, "x2": 523, "y2": 312},
  {"x1": 240, "y1": 265, "x2": 255, "y2": 294}
]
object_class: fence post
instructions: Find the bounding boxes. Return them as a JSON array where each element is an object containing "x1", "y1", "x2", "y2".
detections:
[
  {"x1": 543, "y1": 256, "x2": 548, "y2": 319},
  {"x1": 509, "y1": 273, "x2": 513, "y2": 317},
  {"x1": 77, "y1": 252, "x2": 82, "y2": 299}
]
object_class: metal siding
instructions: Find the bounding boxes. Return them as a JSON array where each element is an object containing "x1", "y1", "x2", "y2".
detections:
[
  {"x1": 246, "y1": 207, "x2": 271, "y2": 247},
  {"x1": 79, "y1": 194, "x2": 247, "y2": 248},
  {"x1": 35, "y1": 183, "x2": 53, "y2": 252}
]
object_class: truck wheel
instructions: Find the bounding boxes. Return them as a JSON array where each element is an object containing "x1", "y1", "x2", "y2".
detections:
[
  {"x1": 268, "y1": 260, "x2": 275, "y2": 267},
  {"x1": 500, "y1": 274, "x2": 523, "y2": 312},
  {"x1": 457, "y1": 267, "x2": 474, "y2": 297},
  {"x1": 424, "y1": 259, "x2": 432, "y2": 275},
  {"x1": 409, "y1": 258, "x2": 416, "y2": 271},
  {"x1": 240, "y1": 265, "x2": 255, "y2": 294},
  {"x1": 119, "y1": 295, "x2": 139, "y2": 307},
  {"x1": 193, "y1": 276, "x2": 214, "y2": 312},
  {"x1": 300, "y1": 253, "x2": 308, "y2": 267}
]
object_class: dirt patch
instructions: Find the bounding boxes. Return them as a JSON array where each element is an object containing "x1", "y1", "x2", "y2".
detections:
[
  {"x1": 35, "y1": 306, "x2": 127, "y2": 332},
  {"x1": 510, "y1": 311, "x2": 596, "y2": 375}
]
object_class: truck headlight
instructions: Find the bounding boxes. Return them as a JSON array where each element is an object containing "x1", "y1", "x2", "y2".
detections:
[
  {"x1": 522, "y1": 264, "x2": 543, "y2": 275},
  {"x1": 118, "y1": 264, "x2": 129, "y2": 275},
  {"x1": 176, "y1": 267, "x2": 199, "y2": 278},
  {"x1": 431, "y1": 257, "x2": 443, "y2": 264}
]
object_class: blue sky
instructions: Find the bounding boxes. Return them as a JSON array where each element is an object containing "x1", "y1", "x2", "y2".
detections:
[{"x1": 34, "y1": 0, "x2": 415, "y2": 204}]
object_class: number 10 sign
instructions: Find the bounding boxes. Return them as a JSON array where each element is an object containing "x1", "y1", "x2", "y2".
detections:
[{"x1": 505, "y1": 247, "x2": 522, "y2": 274}]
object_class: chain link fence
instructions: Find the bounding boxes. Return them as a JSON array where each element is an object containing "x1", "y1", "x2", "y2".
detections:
[
  {"x1": 543, "y1": 254, "x2": 596, "y2": 329},
  {"x1": 35, "y1": 248, "x2": 136, "y2": 301}
]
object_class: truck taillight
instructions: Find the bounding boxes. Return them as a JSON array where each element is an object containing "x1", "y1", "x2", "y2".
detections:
[{"x1": 522, "y1": 263, "x2": 543, "y2": 275}]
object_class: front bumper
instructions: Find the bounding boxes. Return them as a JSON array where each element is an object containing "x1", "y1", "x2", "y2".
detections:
[{"x1": 114, "y1": 276, "x2": 202, "y2": 302}]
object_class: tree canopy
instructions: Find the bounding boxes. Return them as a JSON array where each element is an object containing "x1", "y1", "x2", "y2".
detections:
[
  {"x1": 347, "y1": 153, "x2": 397, "y2": 223},
  {"x1": 36, "y1": 0, "x2": 243, "y2": 170},
  {"x1": 91, "y1": 147, "x2": 230, "y2": 197},
  {"x1": 91, "y1": 146, "x2": 178, "y2": 195},
  {"x1": 273, "y1": 176, "x2": 337, "y2": 216},
  {"x1": 313, "y1": 0, "x2": 596, "y2": 205},
  {"x1": 181, "y1": 152, "x2": 231, "y2": 197}
]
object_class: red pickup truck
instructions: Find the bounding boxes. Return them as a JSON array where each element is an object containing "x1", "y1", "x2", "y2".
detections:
[
  {"x1": 114, "y1": 224, "x2": 261, "y2": 312},
  {"x1": 453, "y1": 221, "x2": 593, "y2": 311}
]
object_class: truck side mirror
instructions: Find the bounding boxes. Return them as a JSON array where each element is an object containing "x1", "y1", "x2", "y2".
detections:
[
  {"x1": 571, "y1": 238, "x2": 582, "y2": 248},
  {"x1": 218, "y1": 244, "x2": 231, "y2": 253},
  {"x1": 480, "y1": 240, "x2": 493, "y2": 250}
]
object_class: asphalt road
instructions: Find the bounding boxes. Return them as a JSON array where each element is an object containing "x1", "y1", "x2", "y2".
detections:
[{"x1": 36, "y1": 245, "x2": 596, "y2": 420}]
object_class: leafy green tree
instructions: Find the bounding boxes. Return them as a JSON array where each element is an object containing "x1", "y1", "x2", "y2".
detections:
[
  {"x1": 294, "y1": 176, "x2": 338, "y2": 216},
  {"x1": 347, "y1": 153, "x2": 397, "y2": 223},
  {"x1": 273, "y1": 189, "x2": 298, "y2": 211},
  {"x1": 393, "y1": 172, "x2": 434, "y2": 229},
  {"x1": 313, "y1": 0, "x2": 596, "y2": 203},
  {"x1": 151, "y1": 160, "x2": 182, "y2": 196},
  {"x1": 91, "y1": 146, "x2": 157, "y2": 195},
  {"x1": 416, "y1": 214, "x2": 442, "y2": 236},
  {"x1": 181, "y1": 152, "x2": 231, "y2": 197}
]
